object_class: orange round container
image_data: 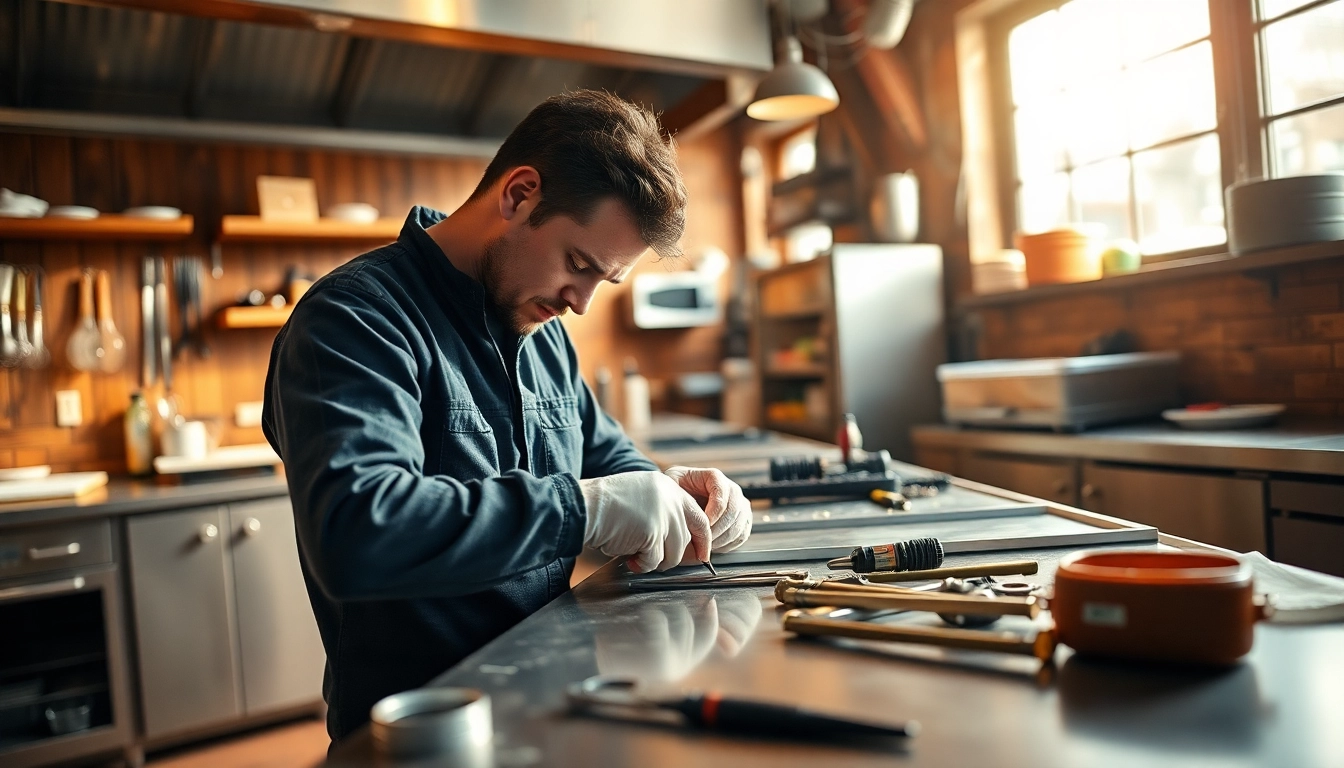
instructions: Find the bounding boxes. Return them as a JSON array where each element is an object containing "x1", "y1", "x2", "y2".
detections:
[
  {"x1": 1052, "y1": 550, "x2": 1267, "y2": 666},
  {"x1": 1016, "y1": 227, "x2": 1103, "y2": 286}
]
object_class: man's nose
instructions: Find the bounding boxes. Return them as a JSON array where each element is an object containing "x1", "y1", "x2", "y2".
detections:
[{"x1": 562, "y1": 283, "x2": 597, "y2": 315}]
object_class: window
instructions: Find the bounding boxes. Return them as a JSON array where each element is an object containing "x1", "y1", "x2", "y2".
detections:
[
  {"x1": 985, "y1": 0, "x2": 1344, "y2": 263},
  {"x1": 1004, "y1": 0, "x2": 1225, "y2": 256},
  {"x1": 1259, "y1": 0, "x2": 1344, "y2": 176}
]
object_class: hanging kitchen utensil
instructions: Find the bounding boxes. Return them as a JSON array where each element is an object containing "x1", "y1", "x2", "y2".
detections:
[
  {"x1": 190, "y1": 257, "x2": 210, "y2": 358},
  {"x1": 173, "y1": 256, "x2": 191, "y2": 358},
  {"x1": 66, "y1": 269, "x2": 103, "y2": 372},
  {"x1": 0, "y1": 264, "x2": 17, "y2": 367},
  {"x1": 12, "y1": 268, "x2": 33, "y2": 365},
  {"x1": 94, "y1": 269, "x2": 126, "y2": 373},
  {"x1": 154, "y1": 256, "x2": 172, "y2": 388},
  {"x1": 141, "y1": 256, "x2": 156, "y2": 386},
  {"x1": 27, "y1": 268, "x2": 49, "y2": 368}
]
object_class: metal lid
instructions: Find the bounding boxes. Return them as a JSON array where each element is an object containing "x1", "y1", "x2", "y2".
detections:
[{"x1": 370, "y1": 687, "x2": 493, "y2": 762}]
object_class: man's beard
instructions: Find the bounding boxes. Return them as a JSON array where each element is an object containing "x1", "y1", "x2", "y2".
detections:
[{"x1": 480, "y1": 235, "x2": 565, "y2": 337}]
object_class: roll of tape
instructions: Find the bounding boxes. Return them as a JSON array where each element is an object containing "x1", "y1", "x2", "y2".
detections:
[{"x1": 370, "y1": 687, "x2": 493, "y2": 761}]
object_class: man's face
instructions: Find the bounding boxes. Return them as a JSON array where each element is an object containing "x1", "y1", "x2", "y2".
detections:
[{"x1": 480, "y1": 197, "x2": 648, "y2": 336}]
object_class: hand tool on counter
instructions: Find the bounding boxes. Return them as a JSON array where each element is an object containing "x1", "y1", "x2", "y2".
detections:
[
  {"x1": 27, "y1": 268, "x2": 49, "y2": 368},
  {"x1": 827, "y1": 537, "x2": 944, "y2": 573},
  {"x1": 627, "y1": 569, "x2": 809, "y2": 590},
  {"x1": 567, "y1": 676, "x2": 919, "y2": 741},
  {"x1": 141, "y1": 256, "x2": 156, "y2": 386},
  {"x1": 857, "y1": 559, "x2": 1040, "y2": 584},
  {"x1": 782, "y1": 605, "x2": 1059, "y2": 663},
  {"x1": 870, "y1": 488, "x2": 910, "y2": 510},
  {"x1": 775, "y1": 578, "x2": 1043, "y2": 619},
  {"x1": 93, "y1": 269, "x2": 126, "y2": 373},
  {"x1": 701, "y1": 559, "x2": 719, "y2": 576}
]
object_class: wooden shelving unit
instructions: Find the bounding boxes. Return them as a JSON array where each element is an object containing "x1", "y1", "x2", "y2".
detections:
[
  {"x1": 217, "y1": 215, "x2": 401, "y2": 244},
  {"x1": 0, "y1": 214, "x2": 194, "y2": 240},
  {"x1": 216, "y1": 305, "x2": 292, "y2": 329}
]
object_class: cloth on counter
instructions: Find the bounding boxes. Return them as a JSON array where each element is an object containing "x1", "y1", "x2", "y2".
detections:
[
  {"x1": 1240, "y1": 551, "x2": 1344, "y2": 624},
  {"x1": 263, "y1": 206, "x2": 657, "y2": 741},
  {"x1": 0, "y1": 188, "x2": 48, "y2": 217}
]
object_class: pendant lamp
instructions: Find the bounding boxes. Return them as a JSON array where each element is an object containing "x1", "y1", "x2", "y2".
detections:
[{"x1": 746, "y1": 35, "x2": 840, "y2": 121}]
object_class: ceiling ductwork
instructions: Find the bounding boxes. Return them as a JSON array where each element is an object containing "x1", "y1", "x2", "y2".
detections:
[{"x1": 0, "y1": 0, "x2": 773, "y2": 156}]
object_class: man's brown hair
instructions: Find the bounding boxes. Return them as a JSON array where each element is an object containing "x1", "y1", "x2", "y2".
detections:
[{"x1": 470, "y1": 89, "x2": 687, "y2": 259}]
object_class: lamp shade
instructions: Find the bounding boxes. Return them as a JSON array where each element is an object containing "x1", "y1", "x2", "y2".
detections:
[{"x1": 747, "y1": 36, "x2": 839, "y2": 121}]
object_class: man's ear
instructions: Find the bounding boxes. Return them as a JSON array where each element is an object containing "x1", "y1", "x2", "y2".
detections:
[{"x1": 498, "y1": 166, "x2": 541, "y2": 222}]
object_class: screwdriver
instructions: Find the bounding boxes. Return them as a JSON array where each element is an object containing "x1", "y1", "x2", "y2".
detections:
[
  {"x1": 870, "y1": 488, "x2": 911, "y2": 510},
  {"x1": 827, "y1": 536, "x2": 944, "y2": 573},
  {"x1": 660, "y1": 691, "x2": 919, "y2": 741},
  {"x1": 701, "y1": 559, "x2": 719, "y2": 576}
]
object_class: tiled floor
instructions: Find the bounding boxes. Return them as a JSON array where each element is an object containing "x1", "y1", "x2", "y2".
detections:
[{"x1": 145, "y1": 718, "x2": 328, "y2": 768}]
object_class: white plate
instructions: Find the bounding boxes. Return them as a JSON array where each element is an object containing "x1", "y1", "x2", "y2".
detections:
[
  {"x1": 0, "y1": 465, "x2": 52, "y2": 482},
  {"x1": 47, "y1": 205, "x2": 100, "y2": 220},
  {"x1": 123, "y1": 206, "x2": 182, "y2": 220},
  {"x1": 1162, "y1": 404, "x2": 1286, "y2": 430},
  {"x1": 326, "y1": 202, "x2": 380, "y2": 223}
]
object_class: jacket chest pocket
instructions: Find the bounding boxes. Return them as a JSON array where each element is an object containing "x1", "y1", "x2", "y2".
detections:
[
  {"x1": 533, "y1": 397, "x2": 583, "y2": 478},
  {"x1": 424, "y1": 400, "x2": 498, "y2": 479}
]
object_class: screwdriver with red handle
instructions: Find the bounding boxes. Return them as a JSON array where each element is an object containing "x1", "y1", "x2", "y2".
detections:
[{"x1": 658, "y1": 691, "x2": 920, "y2": 740}]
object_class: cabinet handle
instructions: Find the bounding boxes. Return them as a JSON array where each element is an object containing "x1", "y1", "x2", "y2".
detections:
[
  {"x1": 1081, "y1": 483, "x2": 1099, "y2": 500},
  {"x1": 28, "y1": 542, "x2": 81, "y2": 560},
  {"x1": 198, "y1": 523, "x2": 219, "y2": 543},
  {"x1": 0, "y1": 576, "x2": 85, "y2": 601},
  {"x1": 242, "y1": 517, "x2": 262, "y2": 537}
]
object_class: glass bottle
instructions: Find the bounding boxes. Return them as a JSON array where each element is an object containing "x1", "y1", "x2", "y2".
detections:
[{"x1": 124, "y1": 392, "x2": 152, "y2": 476}]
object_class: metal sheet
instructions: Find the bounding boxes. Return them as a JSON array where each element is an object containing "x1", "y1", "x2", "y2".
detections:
[{"x1": 752, "y1": 485, "x2": 1045, "y2": 533}]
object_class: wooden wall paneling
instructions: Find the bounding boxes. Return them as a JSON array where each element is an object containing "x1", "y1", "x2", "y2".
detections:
[
  {"x1": 326, "y1": 151, "x2": 359, "y2": 210},
  {"x1": 354, "y1": 154, "x2": 384, "y2": 213},
  {"x1": 379, "y1": 154, "x2": 414, "y2": 220}
]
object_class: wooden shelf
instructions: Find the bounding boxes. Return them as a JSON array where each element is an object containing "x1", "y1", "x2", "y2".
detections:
[
  {"x1": 217, "y1": 215, "x2": 401, "y2": 244},
  {"x1": 958, "y1": 239, "x2": 1344, "y2": 311},
  {"x1": 0, "y1": 214, "x2": 194, "y2": 240},
  {"x1": 761, "y1": 309, "x2": 825, "y2": 321},
  {"x1": 216, "y1": 305, "x2": 292, "y2": 329}
]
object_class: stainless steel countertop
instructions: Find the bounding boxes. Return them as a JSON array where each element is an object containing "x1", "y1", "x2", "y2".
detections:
[
  {"x1": 326, "y1": 543, "x2": 1344, "y2": 768},
  {"x1": 0, "y1": 472, "x2": 289, "y2": 529},
  {"x1": 913, "y1": 420, "x2": 1344, "y2": 477}
]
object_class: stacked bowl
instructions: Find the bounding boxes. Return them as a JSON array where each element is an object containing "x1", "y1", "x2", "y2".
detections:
[{"x1": 1015, "y1": 226, "x2": 1104, "y2": 286}]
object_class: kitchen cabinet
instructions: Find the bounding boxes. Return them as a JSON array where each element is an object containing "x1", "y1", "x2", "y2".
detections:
[
  {"x1": 125, "y1": 499, "x2": 322, "y2": 743},
  {"x1": 1079, "y1": 463, "x2": 1267, "y2": 553},
  {"x1": 1268, "y1": 480, "x2": 1344, "y2": 576},
  {"x1": 958, "y1": 453, "x2": 1078, "y2": 507}
]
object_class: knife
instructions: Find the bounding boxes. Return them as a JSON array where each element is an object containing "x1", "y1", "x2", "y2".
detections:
[
  {"x1": 154, "y1": 255, "x2": 172, "y2": 390},
  {"x1": 142, "y1": 256, "x2": 156, "y2": 386}
]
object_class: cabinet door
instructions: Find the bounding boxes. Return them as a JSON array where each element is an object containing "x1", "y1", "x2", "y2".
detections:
[
  {"x1": 1080, "y1": 464, "x2": 1267, "y2": 553},
  {"x1": 126, "y1": 507, "x2": 242, "y2": 739},
  {"x1": 959, "y1": 453, "x2": 1077, "y2": 506},
  {"x1": 228, "y1": 498, "x2": 324, "y2": 715}
]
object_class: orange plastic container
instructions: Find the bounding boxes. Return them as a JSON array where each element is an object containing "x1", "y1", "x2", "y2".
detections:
[
  {"x1": 1052, "y1": 550, "x2": 1269, "y2": 665},
  {"x1": 1016, "y1": 227, "x2": 1102, "y2": 286}
]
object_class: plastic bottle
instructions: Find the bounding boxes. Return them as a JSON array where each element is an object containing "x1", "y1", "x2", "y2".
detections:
[
  {"x1": 124, "y1": 392, "x2": 153, "y2": 476},
  {"x1": 622, "y1": 357, "x2": 651, "y2": 433}
]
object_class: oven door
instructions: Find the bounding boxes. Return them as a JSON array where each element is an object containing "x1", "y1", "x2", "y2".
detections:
[{"x1": 0, "y1": 565, "x2": 134, "y2": 768}]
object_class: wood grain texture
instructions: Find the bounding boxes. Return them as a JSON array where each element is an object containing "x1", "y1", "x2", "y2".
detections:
[{"x1": 0, "y1": 128, "x2": 742, "y2": 471}]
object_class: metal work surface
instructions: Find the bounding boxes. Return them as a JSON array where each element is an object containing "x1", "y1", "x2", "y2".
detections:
[
  {"x1": 751, "y1": 484, "x2": 1044, "y2": 533},
  {"x1": 0, "y1": 474, "x2": 289, "y2": 529},
  {"x1": 913, "y1": 421, "x2": 1344, "y2": 476},
  {"x1": 326, "y1": 545, "x2": 1344, "y2": 768}
]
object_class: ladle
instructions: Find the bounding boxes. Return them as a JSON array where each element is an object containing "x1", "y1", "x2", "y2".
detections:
[
  {"x1": 66, "y1": 269, "x2": 103, "y2": 372},
  {"x1": 0, "y1": 264, "x2": 17, "y2": 367},
  {"x1": 12, "y1": 268, "x2": 33, "y2": 364},
  {"x1": 27, "y1": 268, "x2": 49, "y2": 368},
  {"x1": 95, "y1": 269, "x2": 126, "y2": 373}
]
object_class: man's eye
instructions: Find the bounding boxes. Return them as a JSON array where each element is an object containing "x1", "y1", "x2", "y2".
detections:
[{"x1": 567, "y1": 255, "x2": 586, "y2": 273}]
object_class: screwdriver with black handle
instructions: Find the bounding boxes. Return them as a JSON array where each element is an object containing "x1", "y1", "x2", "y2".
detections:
[{"x1": 656, "y1": 691, "x2": 919, "y2": 740}]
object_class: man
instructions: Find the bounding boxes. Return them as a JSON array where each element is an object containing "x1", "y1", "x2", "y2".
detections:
[{"x1": 262, "y1": 90, "x2": 752, "y2": 742}]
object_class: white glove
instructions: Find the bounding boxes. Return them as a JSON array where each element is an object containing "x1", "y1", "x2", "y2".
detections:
[
  {"x1": 661, "y1": 466, "x2": 752, "y2": 552},
  {"x1": 580, "y1": 471, "x2": 712, "y2": 573}
]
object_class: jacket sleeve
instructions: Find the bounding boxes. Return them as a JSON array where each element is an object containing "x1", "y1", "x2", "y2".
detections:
[
  {"x1": 555, "y1": 325, "x2": 659, "y2": 479},
  {"x1": 263, "y1": 278, "x2": 586, "y2": 602}
]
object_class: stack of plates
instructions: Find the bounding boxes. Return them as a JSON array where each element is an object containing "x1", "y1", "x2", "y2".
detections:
[
  {"x1": 1227, "y1": 174, "x2": 1344, "y2": 254},
  {"x1": 972, "y1": 250, "x2": 1027, "y2": 294},
  {"x1": 1016, "y1": 226, "x2": 1104, "y2": 286}
]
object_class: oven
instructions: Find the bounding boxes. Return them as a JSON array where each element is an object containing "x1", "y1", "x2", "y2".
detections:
[{"x1": 0, "y1": 519, "x2": 135, "y2": 768}]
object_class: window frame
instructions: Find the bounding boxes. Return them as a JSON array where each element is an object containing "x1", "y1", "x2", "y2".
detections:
[
  {"x1": 1255, "y1": 0, "x2": 1344, "y2": 177},
  {"x1": 982, "y1": 0, "x2": 1267, "y2": 263}
]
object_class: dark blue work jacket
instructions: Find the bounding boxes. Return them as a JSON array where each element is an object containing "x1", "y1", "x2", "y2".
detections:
[{"x1": 262, "y1": 206, "x2": 655, "y2": 741}]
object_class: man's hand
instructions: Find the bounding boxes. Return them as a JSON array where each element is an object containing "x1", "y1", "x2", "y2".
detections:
[
  {"x1": 661, "y1": 466, "x2": 752, "y2": 554},
  {"x1": 579, "y1": 471, "x2": 712, "y2": 573}
]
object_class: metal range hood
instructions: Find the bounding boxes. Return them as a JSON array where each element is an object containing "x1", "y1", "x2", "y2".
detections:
[{"x1": 0, "y1": 0, "x2": 773, "y2": 156}]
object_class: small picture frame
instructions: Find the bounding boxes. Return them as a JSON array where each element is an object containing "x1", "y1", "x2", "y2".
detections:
[{"x1": 257, "y1": 176, "x2": 319, "y2": 222}]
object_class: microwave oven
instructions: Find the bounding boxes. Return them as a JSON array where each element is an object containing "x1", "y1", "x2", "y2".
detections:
[{"x1": 627, "y1": 271, "x2": 721, "y2": 329}]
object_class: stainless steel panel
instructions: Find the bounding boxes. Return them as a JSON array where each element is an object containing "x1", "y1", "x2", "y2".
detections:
[
  {"x1": 126, "y1": 507, "x2": 242, "y2": 739},
  {"x1": 1080, "y1": 464, "x2": 1267, "y2": 553},
  {"x1": 228, "y1": 498, "x2": 324, "y2": 715},
  {"x1": 831, "y1": 244, "x2": 945, "y2": 462},
  {"x1": 1272, "y1": 515, "x2": 1344, "y2": 577},
  {"x1": 0, "y1": 519, "x2": 112, "y2": 579},
  {"x1": 960, "y1": 453, "x2": 1078, "y2": 506}
]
